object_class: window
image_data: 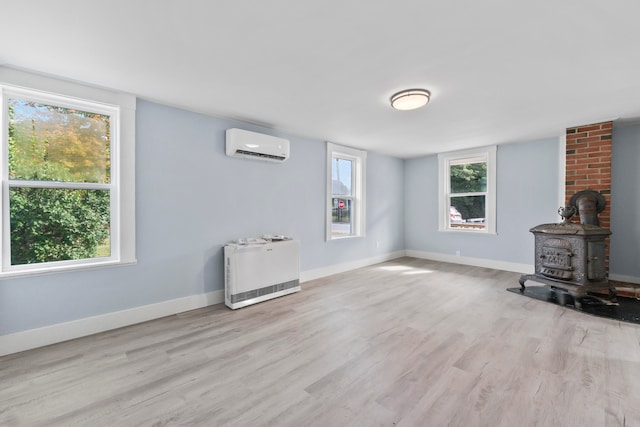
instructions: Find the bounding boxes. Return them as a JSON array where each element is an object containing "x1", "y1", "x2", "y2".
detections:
[
  {"x1": 326, "y1": 142, "x2": 366, "y2": 239},
  {"x1": 0, "y1": 68, "x2": 136, "y2": 276},
  {"x1": 438, "y1": 146, "x2": 496, "y2": 233}
]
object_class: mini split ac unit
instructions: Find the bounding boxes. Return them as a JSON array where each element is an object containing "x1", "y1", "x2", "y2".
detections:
[{"x1": 226, "y1": 128, "x2": 290, "y2": 162}]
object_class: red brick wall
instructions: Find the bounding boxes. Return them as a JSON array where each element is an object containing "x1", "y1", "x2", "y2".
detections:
[{"x1": 565, "y1": 120, "x2": 612, "y2": 265}]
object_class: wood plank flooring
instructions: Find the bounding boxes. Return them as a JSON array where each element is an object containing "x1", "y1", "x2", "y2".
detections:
[{"x1": 1, "y1": 257, "x2": 639, "y2": 426}]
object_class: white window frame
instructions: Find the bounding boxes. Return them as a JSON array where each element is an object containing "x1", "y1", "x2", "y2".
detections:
[
  {"x1": 326, "y1": 142, "x2": 366, "y2": 240},
  {"x1": 0, "y1": 67, "x2": 136, "y2": 277},
  {"x1": 438, "y1": 145, "x2": 496, "y2": 234}
]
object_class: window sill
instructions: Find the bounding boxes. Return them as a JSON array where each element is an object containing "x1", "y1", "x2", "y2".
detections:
[
  {"x1": 438, "y1": 227, "x2": 497, "y2": 235},
  {"x1": 0, "y1": 259, "x2": 137, "y2": 280},
  {"x1": 328, "y1": 234, "x2": 364, "y2": 241}
]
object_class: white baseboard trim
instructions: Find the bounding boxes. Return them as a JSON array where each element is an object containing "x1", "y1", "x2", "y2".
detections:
[
  {"x1": 405, "y1": 249, "x2": 534, "y2": 274},
  {"x1": 300, "y1": 250, "x2": 407, "y2": 283},
  {"x1": 12, "y1": 248, "x2": 627, "y2": 357},
  {"x1": 0, "y1": 290, "x2": 224, "y2": 357},
  {"x1": 406, "y1": 251, "x2": 640, "y2": 285},
  {"x1": 610, "y1": 273, "x2": 640, "y2": 285},
  {"x1": 1, "y1": 251, "x2": 408, "y2": 357}
]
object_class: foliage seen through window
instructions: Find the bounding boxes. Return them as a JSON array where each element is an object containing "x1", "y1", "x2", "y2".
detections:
[{"x1": 7, "y1": 98, "x2": 111, "y2": 265}]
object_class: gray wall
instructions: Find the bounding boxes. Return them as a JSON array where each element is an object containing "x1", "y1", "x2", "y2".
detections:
[
  {"x1": 610, "y1": 123, "x2": 640, "y2": 280},
  {"x1": 2, "y1": 100, "x2": 638, "y2": 338},
  {"x1": 0, "y1": 100, "x2": 405, "y2": 335},
  {"x1": 404, "y1": 138, "x2": 560, "y2": 265},
  {"x1": 403, "y1": 127, "x2": 640, "y2": 281}
]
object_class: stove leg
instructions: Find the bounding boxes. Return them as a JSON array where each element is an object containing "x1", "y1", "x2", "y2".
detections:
[
  {"x1": 573, "y1": 297, "x2": 582, "y2": 310},
  {"x1": 554, "y1": 289, "x2": 578, "y2": 309},
  {"x1": 609, "y1": 287, "x2": 618, "y2": 303},
  {"x1": 518, "y1": 275, "x2": 527, "y2": 292}
]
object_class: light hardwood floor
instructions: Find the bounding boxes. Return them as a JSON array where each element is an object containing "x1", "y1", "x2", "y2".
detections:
[{"x1": 2, "y1": 257, "x2": 639, "y2": 426}]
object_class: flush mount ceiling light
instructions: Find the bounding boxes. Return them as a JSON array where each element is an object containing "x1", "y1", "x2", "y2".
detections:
[{"x1": 390, "y1": 89, "x2": 431, "y2": 110}]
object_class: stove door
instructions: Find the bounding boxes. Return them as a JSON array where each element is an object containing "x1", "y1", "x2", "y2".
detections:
[
  {"x1": 540, "y1": 238, "x2": 573, "y2": 280},
  {"x1": 587, "y1": 241, "x2": 606, "y2": 280}
]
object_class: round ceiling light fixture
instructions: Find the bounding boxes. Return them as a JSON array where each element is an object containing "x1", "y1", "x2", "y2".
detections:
[{"x1": 390, "y1": 88, "x2": 431, "y2": 110}]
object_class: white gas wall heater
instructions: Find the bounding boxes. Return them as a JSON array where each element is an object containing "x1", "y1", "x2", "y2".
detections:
[{"x1": 224, "y1": 240, "x2": 300, "y2": 309}]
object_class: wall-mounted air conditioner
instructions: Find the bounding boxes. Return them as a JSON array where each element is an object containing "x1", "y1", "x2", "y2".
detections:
[{"x1": 225, "y1": 128, "x2": 290, "y2": 162}]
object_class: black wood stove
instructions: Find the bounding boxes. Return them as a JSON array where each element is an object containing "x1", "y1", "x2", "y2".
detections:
[{"x1": 519, "y1": 190, "x2": 617, "y2": 309}]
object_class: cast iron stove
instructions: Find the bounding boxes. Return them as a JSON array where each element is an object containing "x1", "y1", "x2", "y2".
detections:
[{"x1": 519, "y1": 190, "x2": 617, "y2": 309}]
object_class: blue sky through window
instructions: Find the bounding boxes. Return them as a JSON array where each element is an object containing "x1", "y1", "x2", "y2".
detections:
[{"x1": 332, "y1": 157, "x2": 352, "y2": 195}]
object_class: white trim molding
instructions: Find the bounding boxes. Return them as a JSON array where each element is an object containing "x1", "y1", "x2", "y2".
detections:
[
  {"x1": 558, "y1": 133, "x2": 566, "y2": 207},
  {"x1": 0, "y1": 290, "x2": 224, "y2": 356},
  {"x1": 0, "y1": 66, "x2": 136, "y2": 277},
  {"x1": 406, "y1": 249, "x2": 533, "y2": 274},
  {"x1": 437, "y1": 145, "x2": 497, "y2": 234},
  {"x1": 326, "y1": 142, "x2": 367, "y2": 240},
  {"x1": 610, "y1": 273, "x2": 640, "y2": 285},
  {"x1": 16, "y1": 250, "x2": 636, "y2": 357},
  {"x1": 300, "y1": 250, "x2": 406, "y2": 282},
  {"x1": 0, "y1": 249, "x2": 407, "y2": 356}
]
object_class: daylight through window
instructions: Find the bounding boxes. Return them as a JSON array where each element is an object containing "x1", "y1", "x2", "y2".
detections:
[
  {"x1": 0, "y1": 71, "x2": 136, "y2": 276},
  {"x1": 438, "y1": 146, "x2": 496, "y2": 233},
  {"x1": 327, "y1": 143, "x2": 366, "y2": 239},
  {"x1": 7, "y1": 97, "x2": 113, "y2": 265}
]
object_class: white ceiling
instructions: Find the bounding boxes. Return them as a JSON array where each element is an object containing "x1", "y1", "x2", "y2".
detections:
[{"x1": 2, "y1": 1, "x2": 640, "y2": 158}]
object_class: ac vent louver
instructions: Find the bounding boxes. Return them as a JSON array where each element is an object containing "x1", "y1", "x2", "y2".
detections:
[{"x1": 234, "y1": 149, "x2": 286, "y2": 161}]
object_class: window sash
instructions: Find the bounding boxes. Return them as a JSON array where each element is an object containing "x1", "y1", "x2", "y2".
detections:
[
  {"x1": 332, "y1": 155, "x2": 354, "y2": 197},
  {"x1": 8, "y1": 180, "x2": 111, "y2": 190},
  {"x1": 448, "y1": 193, "x2": 487, "y2": 229},
  {"x1": 326, "y1": 142, "x2": 366, "y2": 240},
  {"x1": 1, "y1": 83, "x2": 121, "y2": 273},
  {"x1": 448, "y1": 190, "x2": 487, "y2": 198},
  {"x1": 438, "y1": 146, "x2": 496, "y2": 234},
  {"x1": 330, "y1": 156, "x2": 357, "y2": 238}
]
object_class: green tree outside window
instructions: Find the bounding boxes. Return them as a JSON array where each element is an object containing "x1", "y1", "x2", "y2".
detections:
[{"x1": 7, "y1": 99, "x2": 111, "y2": 265}]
